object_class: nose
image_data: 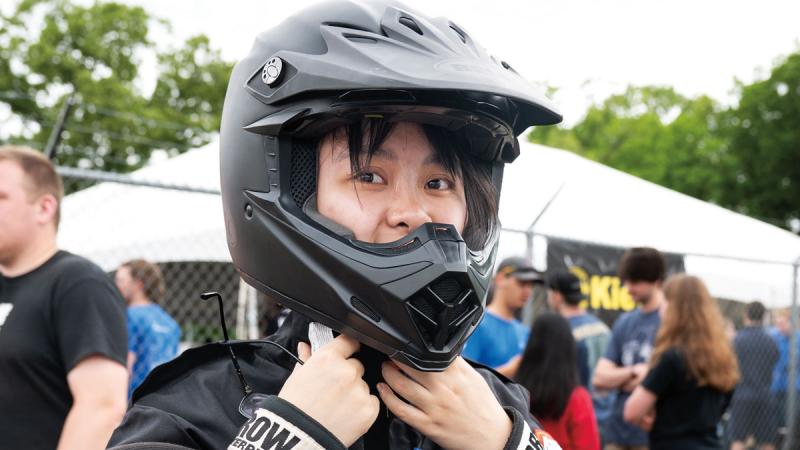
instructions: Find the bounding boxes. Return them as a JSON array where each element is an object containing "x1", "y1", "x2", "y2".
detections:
[{"x1": 385, "y1": 189, "x2": 432, "y2": 234}]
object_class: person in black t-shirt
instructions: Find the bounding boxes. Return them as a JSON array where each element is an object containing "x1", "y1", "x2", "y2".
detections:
[
  {"x1": 623, "y1": 274, "x2": 739, "y2": 450},
  {"x1": 0, "y1": 146, "x2": 128, "y2": 450}
]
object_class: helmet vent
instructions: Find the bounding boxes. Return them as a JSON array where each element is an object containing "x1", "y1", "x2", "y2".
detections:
[
  {"x1": 351, "y1": 296, "x2": 381, "y2": 322},
  {"x1": 344, "y1": 34, "x2": 378, "y2": 44},
  {"x1": 337, "y1": 89, "x2": 416, "y2": 104},
  {"x1": 290, "y1": 140, "x2": 317, "y2": 208},
  {"x1": 449, "y1": 24, "x2": 467, "y2": 44},
  {"x1": 431, "y1": 277, "x2": 461, "y2": 301},
  {"x1": 399, "y1": 16, "x2": 423, "y2": 35},
  {"x1": 407, "y1": 277, "x2": 480, "y2": 350},
  {"x1": 352, "y1": 237, "x2": 422, "y2": 256},
  {"x1": 323, "y1": 22, "x2": 372, "y2": 33}
]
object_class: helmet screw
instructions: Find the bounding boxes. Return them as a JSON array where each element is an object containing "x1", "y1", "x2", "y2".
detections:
[
  {"x1": 244, "y1": 203, "x2": 253, "y2": 219},
  {"x1": 261, "y1": 56, "x2": 284, "y2": 86}
]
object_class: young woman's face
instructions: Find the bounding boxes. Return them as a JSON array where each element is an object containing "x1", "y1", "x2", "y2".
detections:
[{"x1": 316, "y1": 122, "x2": 467, "y2": 245}]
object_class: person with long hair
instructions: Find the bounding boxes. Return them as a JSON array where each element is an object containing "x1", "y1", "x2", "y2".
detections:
[
  {"x1": 624, "y1": 274, "x2": 739, "y2": 450},
  {"x1": 517, "y1": 313, "x2": 600, "y2": 450}
]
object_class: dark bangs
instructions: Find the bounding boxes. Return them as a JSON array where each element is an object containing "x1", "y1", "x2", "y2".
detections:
[{"x1": 329, "y1": 118, "x2": 499, "y2": 250}]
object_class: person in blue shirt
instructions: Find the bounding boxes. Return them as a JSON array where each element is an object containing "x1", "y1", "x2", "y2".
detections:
[
  {"x1": 593, "y1": 247, "x2": 666, "y2": 450},
  {"x1": 115, "y1": 259, "x2": 181, "y2": 395},
  {"x1": 462, "y1": 256, "x2": 543, "y2": 378}
]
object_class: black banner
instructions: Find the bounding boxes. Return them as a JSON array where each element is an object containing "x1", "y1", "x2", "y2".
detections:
[{"x1": 546, "y1": 237, "x2": 685, "y2": 326}]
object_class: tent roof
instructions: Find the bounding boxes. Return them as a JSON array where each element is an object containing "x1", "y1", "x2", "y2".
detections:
[
  {"x1": 59, "y1": 140, "x2": 800, "y2": 307},
  {"x1": 497, "y1": 143, "x2": 800, "y2": 307},
  {"x1": 59, "y1": 139, "x2": 228, "y2": 271}
]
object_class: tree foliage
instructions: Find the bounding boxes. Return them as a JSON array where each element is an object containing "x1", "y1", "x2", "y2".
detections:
[
  {"x1": 0, "y1": 0, "x2": 232, "y2": 173},
  {"x1": 530, "y1": 54, "x2": 800, "y2": 230},
  {"x1": 722, "y1": 52, "x2": 800, "y2": 226}
]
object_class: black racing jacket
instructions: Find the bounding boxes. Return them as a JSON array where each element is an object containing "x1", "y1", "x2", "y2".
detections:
[{"x1": 108, "y1": 312, "x2": 554, "y2": 450}]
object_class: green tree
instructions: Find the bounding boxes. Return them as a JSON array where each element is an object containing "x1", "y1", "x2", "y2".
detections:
[
  {"x1": 721, "y1": 52, "x2": 800, "y2": 226},
  {"x1": 0, "y1": 0, "x2": 232, "y2": 173},
  {"x1": 529, "y1": 86, "x2": 729, "y2": 204}
]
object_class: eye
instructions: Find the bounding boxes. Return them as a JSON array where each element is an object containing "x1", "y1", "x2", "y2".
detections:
[
  {"x1": 355, "y1": 171, "x2": 385, "y2": 184},
  {"x1": 426, "y1": 178, "x2": 452, "y2": 190}
]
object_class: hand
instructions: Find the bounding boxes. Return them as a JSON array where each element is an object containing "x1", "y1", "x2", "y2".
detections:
[
  {"x1": 377, "y1": 357, "x2": 511, "y2": 450},
  {"x1": 278, "y1": 335, "x2": 380, "y2": 447},
  {"x1": 622, "y1": 363, "x2": 648, "y2": 392},
  {"x1": 640, "y1": 410, "x2": 655, "y2": 432}
]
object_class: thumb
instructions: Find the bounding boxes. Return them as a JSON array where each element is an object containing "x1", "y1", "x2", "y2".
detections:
[{"x1": 297, "y1": 341, "x2": 312, "y2": 363}]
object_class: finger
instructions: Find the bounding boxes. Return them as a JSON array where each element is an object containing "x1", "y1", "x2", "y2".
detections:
[
  {"x1": 382, "y1": 361, "x2": 432, "y2": 407},
  {"x1": 377, "y1": 382, "x2": 428, "y2": 429},
  {"x1": 391, "y1": 360, "x2": 438, "y2": 389},
  {"x1": 367, "y1": 394, "x2": 381, "y2": 423},
  {"x1": 297, "y1": 341, "x2": 311, "y2": 363},
  {"x1": 323, "y1": 333, "x2": 361, "y2": 358},
  {"x1": 348, "y1": 357, "x2": 366, "y2": 379}
]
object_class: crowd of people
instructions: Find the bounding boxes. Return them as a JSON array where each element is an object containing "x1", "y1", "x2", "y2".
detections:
[
  {"x1": 1, "y1": 134, "x2": 798, "y2": 450},
  {"x1": 462, "y1": 248, "x2": 800, "y2": 450},
  {"x1": 0, "y1": 1, "x2": 797, "y2": 450}
]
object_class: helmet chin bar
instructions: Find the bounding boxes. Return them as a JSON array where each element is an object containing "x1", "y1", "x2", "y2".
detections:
[
  {"x1": 304, "y1": 193, "x2": 486, "y2": 359},
  {"x1": 350, "y1": 223, "x2": 485, "y2": 362},
  {"x1": 298, "y1": 188, "x2": 497, "y2": 369},
  {"x1": 243, "y1": 186, "x2": 492, "y2": 371}
]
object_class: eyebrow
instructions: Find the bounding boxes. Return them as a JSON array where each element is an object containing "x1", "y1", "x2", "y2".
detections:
[{"x1": 335, "y1": 147, "x2": 444, "y2": 166}]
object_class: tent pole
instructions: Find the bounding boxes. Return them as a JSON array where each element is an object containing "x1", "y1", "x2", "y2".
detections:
[
  {"x1": 525, "y1": 230, "x2": 534, "y2": 262},
  {"x1": 785, "y1": 257, "x2": 800, "y2": 450},
  {"x1": 526, "y1": 182, "x2": 566, "y2": 233}
]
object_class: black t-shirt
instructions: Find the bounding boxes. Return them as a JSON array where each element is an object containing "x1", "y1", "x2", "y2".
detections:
[
  {"x1": 642, "y1": 347, "x2": 732, "y2": 450},
  {"x1": 0, "y1": 251, "x2": 127, "y2": 450}
]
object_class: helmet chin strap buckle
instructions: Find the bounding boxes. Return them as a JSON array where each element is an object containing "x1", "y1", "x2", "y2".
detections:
[{"x1": 309, "y1": 322, "x2": 334, "y2": 353}]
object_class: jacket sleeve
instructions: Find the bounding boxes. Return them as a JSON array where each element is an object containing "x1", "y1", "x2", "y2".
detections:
[
  {"x1": 501, "y1": 407, "x2": 562, "y2": 450},
  {"x1": 107, "y1": 405, "x2": 201, "y2": 449},
  {"x1": 227, "y1": 396, "x2": 347, "y2": 450},
  {"x1": 471, "y1": 366, "x2": 563, "y2": 450}
]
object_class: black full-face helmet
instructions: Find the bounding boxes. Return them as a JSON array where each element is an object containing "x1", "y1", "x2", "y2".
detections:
[{"x1": 220, "y1": 0, "x2": 561, "y2": 371}]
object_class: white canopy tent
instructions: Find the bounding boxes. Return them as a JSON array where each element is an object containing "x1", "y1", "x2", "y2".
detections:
[
  {"x1": 59, "y1": 140, "x2": 800, "y2": 308},
  {"x1": 59, "y1": 139, "x2": 228, "y2": 271},
  {"x1": 57, "y1": 138, "x2": 260, "y2": 338},
  {"x1": 497, "y1": 143, "x2": 800, "y2": 308}
]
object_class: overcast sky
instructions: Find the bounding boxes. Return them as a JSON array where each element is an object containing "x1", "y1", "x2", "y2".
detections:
[{"x1": 119, "y1": 0, "x2": 800, "y2": 126}]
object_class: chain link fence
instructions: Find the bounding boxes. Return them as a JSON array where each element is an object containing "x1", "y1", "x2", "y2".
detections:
[
  {"x1": 57, "y1": 142, "x2": 264, "y2": 359},
  {"x1": 722, "y1": 307, "x2": 800, "y2": 450}
]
